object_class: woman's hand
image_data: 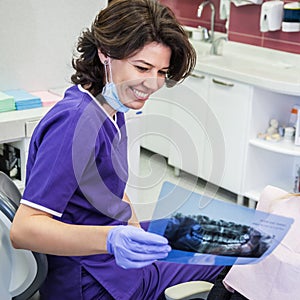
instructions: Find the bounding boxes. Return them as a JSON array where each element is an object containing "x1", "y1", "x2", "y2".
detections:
[{"x1": 106, "y1": 225, "x2": 171, "y2": 269}]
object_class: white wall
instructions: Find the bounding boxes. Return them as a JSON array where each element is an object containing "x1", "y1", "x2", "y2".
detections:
[{"x1": 0, "y1": 0, "x2": 107, "y2": 91}]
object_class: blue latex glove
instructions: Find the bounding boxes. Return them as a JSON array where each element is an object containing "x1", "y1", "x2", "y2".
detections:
[{"x1": 107, "y1": 225, "x2": 171, "y2": 269}]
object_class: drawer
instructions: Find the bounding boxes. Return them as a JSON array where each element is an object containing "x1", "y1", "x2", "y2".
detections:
[
  {"x1": 0, "y1": 120, "x2": 25, "y2": 142},
  {"x1": 25, "y1": 119, "x2": 41, "y2": 137}
]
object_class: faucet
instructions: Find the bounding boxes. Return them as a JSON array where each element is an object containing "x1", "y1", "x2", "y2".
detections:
[
  {"x1": 197, "y1": 0, "x2": 215, "y2": 43},
  {"x1": 210, "y1": 36, "x2": 227, "y2": 55}
]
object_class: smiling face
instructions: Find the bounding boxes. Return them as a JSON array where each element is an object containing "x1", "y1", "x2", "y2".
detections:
[{"x1": 99, "y1": 42, "x2": 171, "y2": 111}]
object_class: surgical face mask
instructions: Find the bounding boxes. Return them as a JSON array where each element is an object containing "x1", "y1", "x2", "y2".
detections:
[{"x1": 102, "y1": 59, "x2": 129, "y2": 113}]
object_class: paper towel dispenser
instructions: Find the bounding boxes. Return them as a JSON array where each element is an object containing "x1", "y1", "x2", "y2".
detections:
[{"x1": 260, "y1": 1, "x2": 284, "y2": 32}]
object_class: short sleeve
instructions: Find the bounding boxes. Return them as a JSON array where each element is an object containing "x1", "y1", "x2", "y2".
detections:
[
  {"x1": 22, "y1": 88, "x2": 131, "y2": 222},
  {"x1": 21, "y1": 108, "x2": 83, "y2": 217}
]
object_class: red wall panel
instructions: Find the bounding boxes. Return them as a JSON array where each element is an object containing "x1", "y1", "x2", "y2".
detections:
[
  {"x1": 228, "y1": 1, "x2": 300, "y2": 54},
  {"x1": 159, "y1": 0, "x2": 227, "y2": 32},
  {"x1": 160, "y1": 0, "x2": 300, "y2": 54}
]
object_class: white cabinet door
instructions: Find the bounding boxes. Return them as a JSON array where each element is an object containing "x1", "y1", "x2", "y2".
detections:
[
  {"x1": 140, "y1": 72, "x2": 253, "y2": 197},
  {"x1": 203, "y1": 76, "x2": 252, "y2": 194},
  {"x1": 140, "y1": 86, "x2": 174, "y2": 158},
  {"x1": 168, "y1": 71, "x2": 210, "y2": 179}
]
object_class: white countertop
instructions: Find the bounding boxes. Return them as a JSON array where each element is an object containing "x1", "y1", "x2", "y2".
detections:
[
  {"x1": 190, "y1": 38, "x2": 300, "y2": 96},
  {"x1": 0, "y1": 107, "x2": 50, "y2": 123}
]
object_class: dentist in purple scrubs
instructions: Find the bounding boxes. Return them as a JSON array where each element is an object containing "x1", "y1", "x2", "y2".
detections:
[{"x1": 10, "y1": 0, "x2": 223, "y2": 299}]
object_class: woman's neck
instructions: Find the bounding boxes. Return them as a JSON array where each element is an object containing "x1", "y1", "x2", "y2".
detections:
[
  {"x1": 95, "y1": 93, "x2": 117, "y2": 118},
  {"x1": 83, "y1": 84, "x2": 117, "y2": 119},
  {"x1": 102, "y1": 102, "x2": 117, "y2": 119}
]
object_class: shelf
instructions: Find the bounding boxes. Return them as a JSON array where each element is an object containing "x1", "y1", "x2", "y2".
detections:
[
  {"x1": 244, "y1": 190, "x2": 260, "y2": 202},
  {"x1": 0, "y1": 107, "x2": 51, "y2": 123},
  {"x1": 244, "y1": 182, "x2": 293, "y2": 204},
  {"x1": 249, "y1": 138, "x2": 300, "y2": 156}
]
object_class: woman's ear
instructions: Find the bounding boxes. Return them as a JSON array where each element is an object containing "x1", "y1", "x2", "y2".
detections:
[{"x1": 98, "y1": 49, "x2": 108, "y2": 64}]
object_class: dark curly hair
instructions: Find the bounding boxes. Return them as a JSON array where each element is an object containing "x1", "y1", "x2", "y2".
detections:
[{"x1": 71, "y1": 0, "x2": 196, "y2": 96}]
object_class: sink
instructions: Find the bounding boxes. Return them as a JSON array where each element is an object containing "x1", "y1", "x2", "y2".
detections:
[
  {"x1": 199, "y1": 54, "x2": 296, "y2": 70},
  {"x1": 271, "y1": 61, "x2": 294, "y2": 69},
  {"x1": 192, "y1": 40, "x2": 300, "y2": 95}
]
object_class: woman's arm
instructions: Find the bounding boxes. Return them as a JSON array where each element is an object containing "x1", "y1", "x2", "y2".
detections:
[
  {"x1": 10, "y1": 204, "x2": 113, "y2": 256},
  {"x1": 123, "y1": 192, "x2": 141, "y2": 228},
  {"x1": 10, "y1": 193, "x2": 140, "y2": 255},
  {"x1": 10, "y1": 203, "x2": 171, "y2": 269}
]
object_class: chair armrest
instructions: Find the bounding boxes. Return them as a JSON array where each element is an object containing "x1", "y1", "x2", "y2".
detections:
[{"x1": 165, "y1": 280, "x2": 213, "y2": 300}]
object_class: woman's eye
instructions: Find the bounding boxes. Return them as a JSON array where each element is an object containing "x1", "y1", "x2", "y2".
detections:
[
  {"x1": 134, "y1": 65, "x2": 168, "y2": 77},
  {"x1": 158, "y1": 70, "x2": 168, "y2": 77},
  {"x1": 135, "y1": 66, "x2": 149, "y2": 72}
]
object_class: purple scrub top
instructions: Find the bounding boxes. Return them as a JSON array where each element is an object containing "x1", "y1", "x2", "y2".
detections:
[{"x1": 21, "y1": 85, "x2": 141, "y2": 298}]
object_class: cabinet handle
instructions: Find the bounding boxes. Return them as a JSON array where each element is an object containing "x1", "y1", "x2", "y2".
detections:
[
  {"x1": 190, "y1": 73, "x2": 205, "y2": 79},
  {"x1": 212, "y1": 78, "x2": 234, "y2": 87}
]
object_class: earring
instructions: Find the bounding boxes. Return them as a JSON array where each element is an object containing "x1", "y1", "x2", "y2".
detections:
[{"x1": 103, "y1": 58, "x2": 112, "y2": 84}]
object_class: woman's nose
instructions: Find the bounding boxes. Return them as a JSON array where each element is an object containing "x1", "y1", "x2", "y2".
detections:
[{"x1": 143, "y1": 75, "x2": 165, "y2": 91}]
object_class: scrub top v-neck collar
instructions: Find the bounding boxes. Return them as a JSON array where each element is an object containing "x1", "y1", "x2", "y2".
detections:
[{"x1": 78, "y1": 84, "x2": 122, "y2": 141}]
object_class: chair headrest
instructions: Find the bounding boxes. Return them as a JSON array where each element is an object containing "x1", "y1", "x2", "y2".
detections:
[{"x1": 0, "y1": 171, "x2": 22, "y2": 207}]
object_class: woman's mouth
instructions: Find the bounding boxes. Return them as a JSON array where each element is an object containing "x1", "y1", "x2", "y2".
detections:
[{"x1": 132, "y1": 88, "x2": 149, "y2": 100}]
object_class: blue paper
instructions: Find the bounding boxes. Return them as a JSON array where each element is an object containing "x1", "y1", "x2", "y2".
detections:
[
  {"x1": 4, "y1": 89, "x2": 42, "y2": 110},
  {"x1": 148, "y1": 181, "x2": 294, "y2": 266},
  {"x1": 0, "y1": 91, "x2": 15, "y2": 112}
]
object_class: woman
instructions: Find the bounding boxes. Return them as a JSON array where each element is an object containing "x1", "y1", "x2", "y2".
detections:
[{"x1": 10, "y1": 0, "x2": 223, "y2": 299}]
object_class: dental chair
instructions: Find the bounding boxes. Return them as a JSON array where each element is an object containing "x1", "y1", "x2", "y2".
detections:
[
  {"x1": 164, "y1": 280, "x2": 213, "y2": 300},
  {"x1": 0, "y1": 171, "x2": 48, "y2": 300}
]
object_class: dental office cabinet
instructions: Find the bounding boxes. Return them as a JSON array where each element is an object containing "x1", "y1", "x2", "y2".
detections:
[{"x1": 141, "y1": 40, "x2": 300, "y2": 208}]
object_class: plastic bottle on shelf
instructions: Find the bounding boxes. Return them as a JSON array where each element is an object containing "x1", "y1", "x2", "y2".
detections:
[{"x1": 288, "y1": 105, "x2": 300, "y2": 128}]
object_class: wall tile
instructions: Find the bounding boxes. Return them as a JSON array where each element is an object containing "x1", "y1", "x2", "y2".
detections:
[
  {"x1": 264, "y1": 30, "x2": 300, "y2": 44},
  {"x1": 228, "y1": 32, "x2": 263, "y2": 46},
  {"x1": 228, "y1": 1, "x2": 300, "y2": 54},
  {"x1": 160, "y1": 0, "x2": 300, "y2": 54},
  {"x1": 159, "y1": 0, "x2": 227, "y2": 32},
  {"x1": 228, "y1": 4, "x2": 262, "y2": 37},
  {"x1": 263, "y1": 38, "x2": 300, "y2": 54}
]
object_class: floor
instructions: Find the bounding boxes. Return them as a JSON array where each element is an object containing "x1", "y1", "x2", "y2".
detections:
[{"x1": 127, "y1": 147, "x2": 237, "y2": 222}]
